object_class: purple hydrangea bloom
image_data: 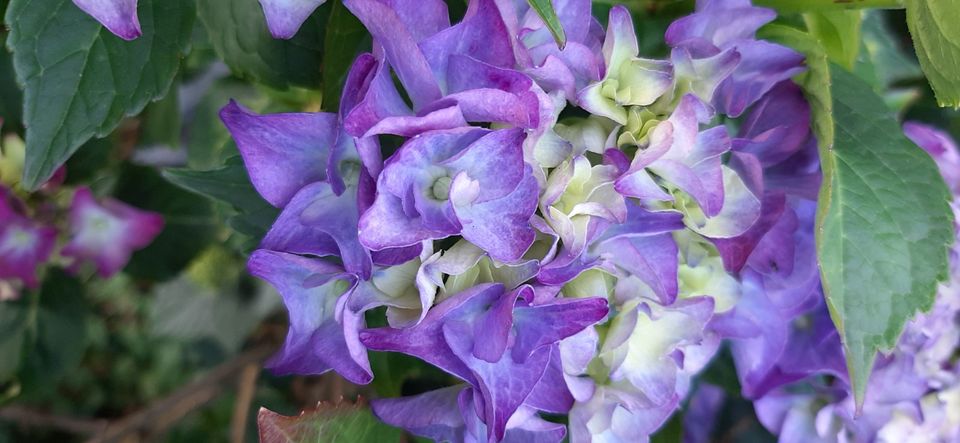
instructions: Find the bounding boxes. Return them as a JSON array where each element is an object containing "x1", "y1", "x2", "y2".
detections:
[
  {"x1": 72, "y1": 0, "x2": 141, "y2": 40},
  {"x1": 62, "y1": 187, "x2": 164, "y2": 277},
  {"x1": 359, "y1": 128, "x2": 539, "y2": 263},
  {"x1": 0, "y1": 189, "x2": 56, "y2": 289},
  {"x1": 218, "y1": 0, "x2": 832, "y2": 441}
]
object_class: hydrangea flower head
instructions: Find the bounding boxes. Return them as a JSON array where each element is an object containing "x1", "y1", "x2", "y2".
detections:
[{"x1": 222, "y1": 0, "x2": 824, "y2": 440}]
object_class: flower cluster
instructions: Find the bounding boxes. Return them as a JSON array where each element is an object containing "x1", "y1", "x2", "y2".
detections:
[
  {"x1": 697, "y1": 123, "x2": 960, "y2": 443},
  {"x1": 0, "y1": 132, "x2": 164, "y2": 298},
  {"x1": 214, "y1": 0, "x2": 824, "y2": 441}
]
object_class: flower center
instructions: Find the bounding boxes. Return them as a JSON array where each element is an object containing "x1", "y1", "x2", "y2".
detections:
[{"x1": 431, "y1": 176, "x2": 452, "y2": 201}]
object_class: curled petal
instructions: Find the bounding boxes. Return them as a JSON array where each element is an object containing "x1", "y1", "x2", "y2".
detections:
[
  {"x1": 261, "y1": 181, "x2": 372, "y2": 279},
  {"x1": 220, "y1": 101, "x2": 335, "y2": 208},
  {"x1": 73, "y1": 0, "x2": 141, "y2": 40},
  {"x1": 247, "y1": 250, "x2": 373, "y2": 384}
]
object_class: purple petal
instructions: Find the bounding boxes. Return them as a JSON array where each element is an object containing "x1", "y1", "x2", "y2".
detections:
[
  {"x1": 711, "y1": 192, "x2": 787, "y2": 273},
  {"x1": 444, "y1": 128, "x2": 528, "y2": 200},
  {"x1": 525, "y1": 349, "x2": 576, "y2": 413},
  {"x1": 714, "y1": 41, "x2": 805, "y2": 117},
  {"x1": 598, "y1": 232, "x2": 679, "y2": 304},
  {"x1": 511, "y1": 296, "x2": 609, "y2": 362},
  {"x1": 683, "y1": 384, "x2": 726, "y2": 443},
  {"x1": 261, "y1": 181, "x2": 372, "y2": 279},
  {"x1": 445, "y1": 54, "x2": 541, "y2": 128},
  {"x1": 73, "y1": 0, "x2": 141, "y2": 40},
  {"x1": 220, "y1": 101, "x2": 335, "y2": 208},
  {"x1": 247, "y1": 250, "x2": 373, "y2": 384},
  {"x1": 372, "y1": 386, "x2": 467, "y2": 442},
  {"x1": 0, "y1": 216, "x2": 56, "y2": 289},
  {"x1": 665, "y1": 1, "x2": 774, "y2": 48},
  {"x1": 62, "y1": 187, "x2": 164, "y2": 278},
  {"x1": 341, "y1": 55, "x2": 417, "y2": 138},
  {"x1": 418, "y1": 0, "x2": 517, "y2": 85},
  {"x1": 343, "y1": 0, "x2": 443, "y2": 109},
  {"x1": 443, "y1": 319, "x2": 552, "y2": 441},
  {"x1": 904, "y1": 121, "x2": 960, "y2": 192},
  {"x1": 359, "y1": 283, "x2": 505, "y2": 382},
  {"x1": 453, "y1": 166, "x2": 539, "y2": 263},
  {"x1": 258, "y1": 0, "x2": 328, "y2": 39},
  {"x1": 361, "y1": 104, "x2": 469, "y2": 138},
  {"x1": 735, "y1": 81, "x2": 811, "y2": 167}
]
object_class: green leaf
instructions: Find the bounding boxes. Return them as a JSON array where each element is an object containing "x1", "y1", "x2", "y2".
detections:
[
  {"x1": 114, "y1": 164, "x2": 219, "y2": 282},
  {"x1": 18, "y1": 269, "x2": 90, "y2": 391},
  {"x1": 527, "y1": 0, "x2": 567, "y2": 49},
  {"x1": 163, "y1": 156, "x2": 269, "y2": 211},
  {"x1": 762, "y1": 24, "x2": 954, "y2": 406},
  {"x1": 322, "y1": 0, "x2": 370, "y2": 112},
  {"x1": 197, "y1": 0, "x2": 329, "y2": 90},
  {"x1": 151, "y1": 272, "x2": 280, "y2": 353},
  {"x1": 904, "y1": 0, "x2": 960, "y2": 108},
  {"x1": 0, "y1": 31, "x2": 22, "y2": 131},
  {"x1": 4, "y1": 0, "x2": 194, "y2": 190},
  {"x1": 140, "y1": 86, "x2": 182, "y2": 148},
  {"x1": 820, "y1": 65, "x2": 954, "y2": 406},
  {"x1": 857, "y1": 11, "x2": 922, "y2": 89},
  {"x1": 258, "y1": 400, "x2": 402, "y2": 443},
  {"x1": 0, "y1": 297, "x2": 29, "y2": 382},
  {"x1": 164, "y1": 156, "x2": 279, "y2": 242},
  {"x1": 803, "y1": 11, "x2": 862, "y2": 70}
]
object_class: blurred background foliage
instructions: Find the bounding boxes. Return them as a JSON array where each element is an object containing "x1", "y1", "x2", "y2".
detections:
[{"x1": 0, "y1": 0, "x2": 957, "y2": 442}]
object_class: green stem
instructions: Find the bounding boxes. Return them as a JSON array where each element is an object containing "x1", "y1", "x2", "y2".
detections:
[{"x1": 754, "y1": 0, "x2": 903, "y2": 13}]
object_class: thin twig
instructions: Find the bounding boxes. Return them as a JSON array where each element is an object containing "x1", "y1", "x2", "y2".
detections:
[
  {"x1": 0, "y1": 406, "x2": 108, "y2": 435},
  {"x1": 86, "y1": 344, "x2": 276, "y2": 443},
  {"x1": 230, "y1": 363, "x2": 261, "y2": 443}
]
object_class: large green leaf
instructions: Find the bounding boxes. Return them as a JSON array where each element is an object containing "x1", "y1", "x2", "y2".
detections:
[
  {"x1": 321, "y1": 0, "x2": 370, "y2": 112},
  {"x1": 904, "y1": 0, "x2": 960, "y2": 108},
  {"x1": 803, "y1": 11, "x2": 862, "y2": 70},
  {"x1": 527, "y1": 0, "x2": 567, "y2": 49},
  {"x1": 4, "y1": 0, "x2": 194, "y2": 190},
  {"x1": 762, "y1": 25, "x2": 954, "y2": 405},
  {"x1": 197, "y1": 0, "x2": 329, "y2": 90},
  {"x1": 820, "y1": 66, "x2": 954, "y2": 405},
  {"x1": 258, "y1": 401, "x2": 402, "y2": 443}
]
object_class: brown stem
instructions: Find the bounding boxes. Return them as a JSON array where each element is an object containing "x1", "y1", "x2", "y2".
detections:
[{"x1": 230, "y1": 364, "x2": 261, "y2": 443}]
